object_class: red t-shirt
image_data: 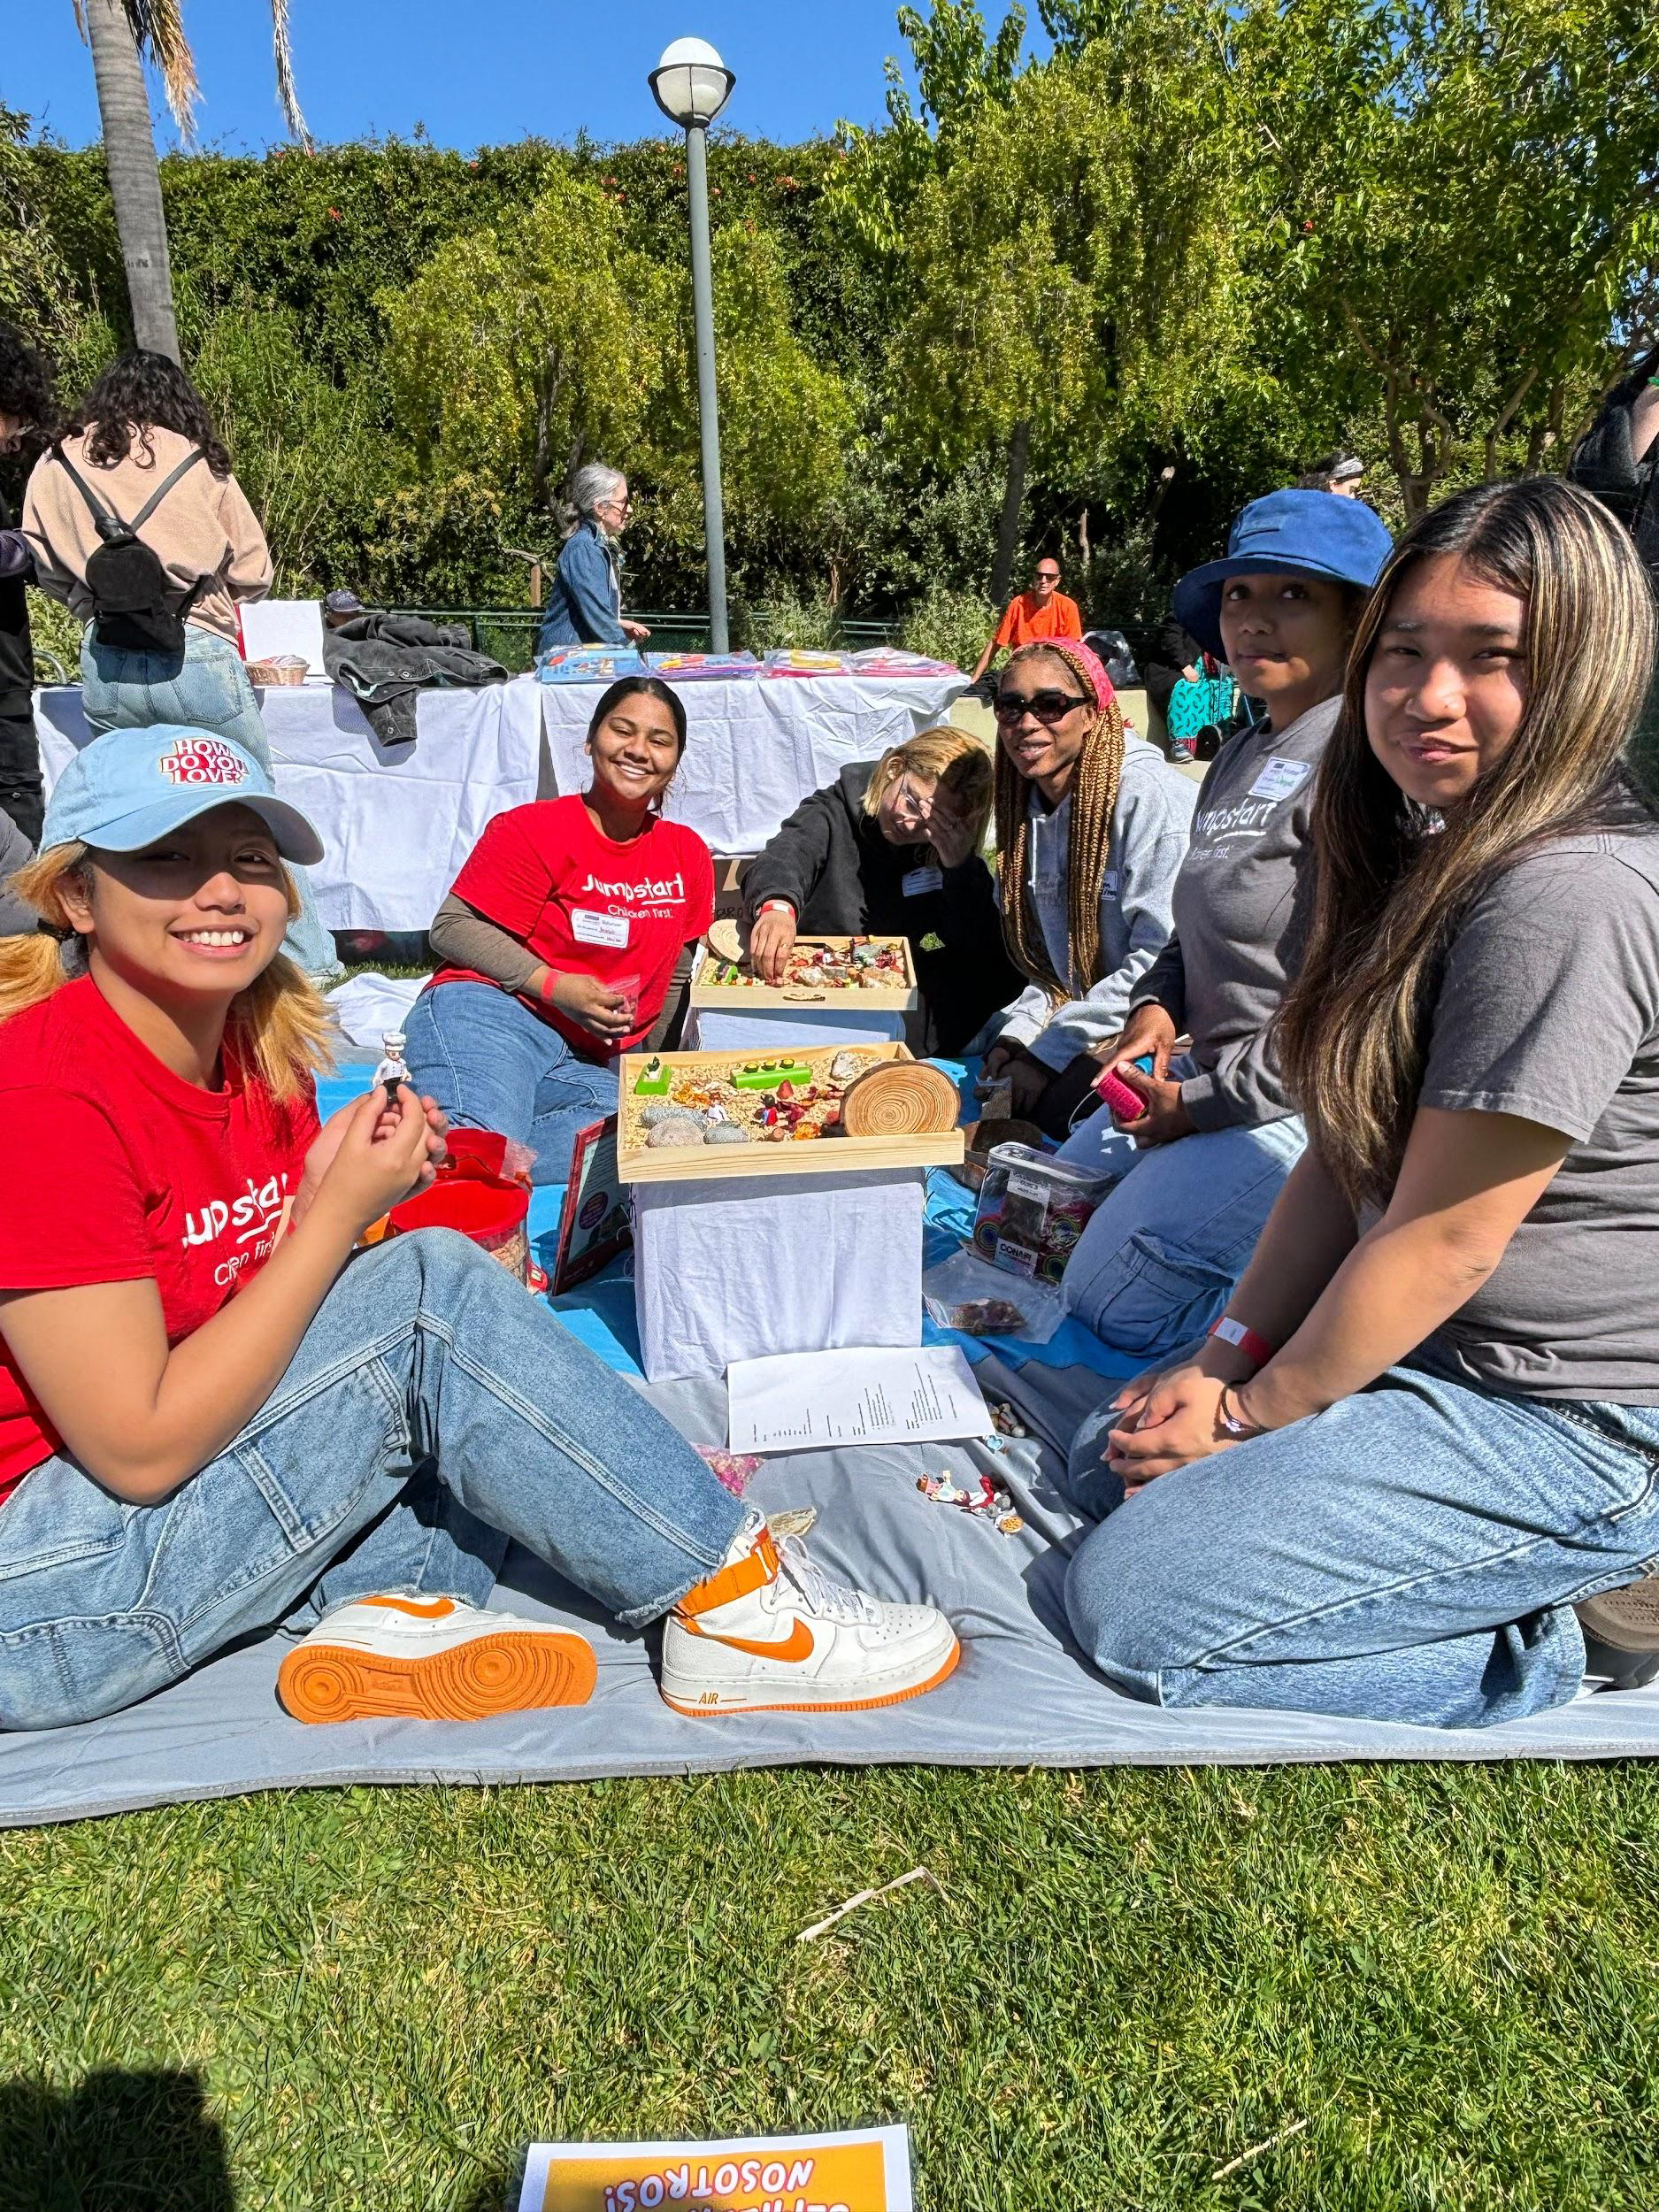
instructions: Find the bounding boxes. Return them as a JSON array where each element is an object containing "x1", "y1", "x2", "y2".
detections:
[
  {"x1": 0, "y1": 978, "x2": 320, "y2": 1503},
  {"x1": 432, "y1": 795, "x2": 715, "y2": 1056}
]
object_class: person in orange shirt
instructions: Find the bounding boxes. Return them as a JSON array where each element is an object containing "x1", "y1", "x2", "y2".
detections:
[{"x1": 969, "y1": 557, "x2": 1084, "y2": 685}]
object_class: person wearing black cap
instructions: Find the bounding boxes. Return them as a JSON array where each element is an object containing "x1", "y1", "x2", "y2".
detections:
[{"x1": 1056, "y1": 488, "x2": 1393, "y2": 1363}]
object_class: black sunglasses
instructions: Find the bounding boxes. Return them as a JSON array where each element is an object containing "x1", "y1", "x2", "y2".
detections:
[{"x1": 994, "y1": 688, "x2": 1091, "y2": 725}]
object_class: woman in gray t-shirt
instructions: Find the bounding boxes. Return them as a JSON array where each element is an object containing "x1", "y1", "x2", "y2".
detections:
[
  {"x1": 1064, "y1": 475, "x2": 1659, "y2": 1730},
  {"x1": 1056, "y1": 490, "x2": 1393, "y2": 1361}
]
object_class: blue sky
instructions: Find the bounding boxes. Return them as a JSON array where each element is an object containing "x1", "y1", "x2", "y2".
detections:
[{"x1": 11, "y1": 1, "x2": 1043, "y2": 153}]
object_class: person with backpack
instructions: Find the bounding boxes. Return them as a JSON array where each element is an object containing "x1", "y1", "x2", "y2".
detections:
[{"x1": 21, "y1": 352, "x2": 338, "y2": 982}]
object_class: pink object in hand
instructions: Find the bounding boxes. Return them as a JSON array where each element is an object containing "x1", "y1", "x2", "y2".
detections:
[
  {"x1": 1094, "y1": 1066, "x2": 1146, "y2": 1122},
  {"x1": 612, "y1": 972, "x2": 642, "y2": 1021}
]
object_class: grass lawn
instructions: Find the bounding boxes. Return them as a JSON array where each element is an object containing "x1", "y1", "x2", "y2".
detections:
[{"x1": 4, "y1": 1760, "x2": 1659, "y2": 2209}]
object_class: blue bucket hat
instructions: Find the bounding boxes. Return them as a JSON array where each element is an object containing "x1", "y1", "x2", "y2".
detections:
[
  {"x1": 1172, "y1": 488, "x2": 1394, "y2": 659},
  {"x1": 42, "y1": 726, "x2": 325, "y2": 864}
]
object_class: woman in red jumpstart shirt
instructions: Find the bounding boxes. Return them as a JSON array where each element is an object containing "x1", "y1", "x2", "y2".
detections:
[
  {"x1": 0, "y1": 725, "x2": 958, "y2": 1732},
  {"x1": 402, "y1": 676, "x2": 715, "y2": 1183}
]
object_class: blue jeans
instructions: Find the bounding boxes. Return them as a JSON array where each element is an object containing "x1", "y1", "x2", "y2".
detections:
[
  {"x1": 1056, "y1": 1101, "x2": 1307, "y2": 1362},
  {"x1": 80, "y1": 622, "x2": 342, "y2": 983},
  {"x1": 1062, "y1": 1361, "x2": 1659, "y2": 1729},
  {"x1": 404, "y1": 980, "x2": 616, "y2": 1187},
  {"x1": 0, "y1": 1229, "x2": 746, "y2": 1730}
]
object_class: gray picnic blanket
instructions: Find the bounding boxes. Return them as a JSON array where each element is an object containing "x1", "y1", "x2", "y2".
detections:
[
  {"x1": 322, "y1": 611, "x2": 507, "y2": 745},
  {"x1": 4, "y1": 1354, "x2": 1659, "y2": 1830}
]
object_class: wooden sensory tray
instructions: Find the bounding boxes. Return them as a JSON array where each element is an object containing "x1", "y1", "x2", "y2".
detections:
[
  {"x1": 616, "y1": 1041, "x2": 964, "y2": 1185},
  {"x1": 687, "y1": 934, "x2": 919, "y2": 1013}
]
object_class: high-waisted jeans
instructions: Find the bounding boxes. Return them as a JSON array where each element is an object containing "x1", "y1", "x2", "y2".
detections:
[
  {"x1": 403, "y1": 980, "x2": 617, "y2": 1187},
  {"x1": 0, "y1": 1230, "x2": 746, "y2": 1730},
  {"x1": 1062, "y1": 1359, "x2": 1659, "y2": 1729}
]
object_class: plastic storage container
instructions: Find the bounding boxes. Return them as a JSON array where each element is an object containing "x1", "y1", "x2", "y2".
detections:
[{"x1": 971, "y1": 1142, "x2": 1117, "y2": 1284}]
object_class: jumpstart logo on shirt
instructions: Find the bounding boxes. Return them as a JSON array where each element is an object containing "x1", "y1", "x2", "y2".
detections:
[
  {"x1": 159, "y1": 735, "x2": 250, "y2": 787},
  {"x1": 182, "y1": 1171, "x2": 293, "y2": 1286},
  {"x1": 578, "y1": 867, "x2": 687, "y2": 916}
]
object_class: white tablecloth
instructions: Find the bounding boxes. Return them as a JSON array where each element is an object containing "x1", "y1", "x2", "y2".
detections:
[
  {"x1": 34, "y1": 679, "x2": 546, "y2": 933},
  {"x1": 32, "y1": 667, "x2": 968, "y2": 931},
  {"x1": 539, "y1": 671, "x2": 968, "y2": 852}
]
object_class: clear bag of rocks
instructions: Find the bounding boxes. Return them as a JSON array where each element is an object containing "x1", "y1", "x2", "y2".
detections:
[{"x1": 922, "y1": 1243, "x2": 1066, "y2": 1346}]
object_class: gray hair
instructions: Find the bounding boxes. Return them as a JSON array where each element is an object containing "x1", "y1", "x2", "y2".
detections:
[{"x1": 560, "y1": 462, "x2": 626, "y2": 541}]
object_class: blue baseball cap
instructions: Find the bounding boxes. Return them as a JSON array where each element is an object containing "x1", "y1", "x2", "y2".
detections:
[
  {"x1": 41, "y1": 726, "x2": 325, "y2": 864},
  {"x1": 1172, "y1": 488, "x2": 1394, "y2": 659}
]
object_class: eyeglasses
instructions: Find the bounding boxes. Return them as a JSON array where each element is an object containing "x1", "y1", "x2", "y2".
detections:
[
  {"x1": 993, "y1": 688, "x2": 1090, "y2": 725},
  {"x1": 889, "y1": 774, "x2": 934, "y2": 819},
  {"x1": 1034, "y1": 572, "x2": 1061, "y2": 584}
]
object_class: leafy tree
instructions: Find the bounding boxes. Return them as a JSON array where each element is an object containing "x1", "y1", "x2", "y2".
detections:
[
  {"x1": 380, "y1": 171, "x2": 661, "y2": 518},
  {"x1": 886, "y1": 33, "x2": 1250, "y2": 596},
  {"x1": 1169, "y1": 0, "x2": 1659, "y2": 518}
]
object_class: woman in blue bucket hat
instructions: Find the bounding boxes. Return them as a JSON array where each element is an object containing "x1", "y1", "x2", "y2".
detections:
[{"x1": 1056, "y1": 488, "x2": 1393, "y2": 1363}]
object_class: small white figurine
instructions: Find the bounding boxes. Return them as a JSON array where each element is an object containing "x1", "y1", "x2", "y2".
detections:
[{"x1": 374, "y1": 1029, "x2": 410, "y2": 1106}]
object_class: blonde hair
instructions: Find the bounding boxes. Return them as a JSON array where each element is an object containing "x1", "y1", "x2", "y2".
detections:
[
  {"x1": 0, "y1": 843, "x2": 335, "y2": 1103},
  {"x1": 993, "y1": 642, "x2": 1126, "y2": 1002},
  {"x1": 1279, "y1": 476, "x2": 1659, "y2": 1209},
  {"x1": 863, "y1": 727, "x2": 995, "y2": 858}
]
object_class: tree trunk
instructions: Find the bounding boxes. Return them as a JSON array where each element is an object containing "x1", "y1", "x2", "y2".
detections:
[
  {"x1": 990, "y1": 417, "x2": 1032, "y2": 607},
  {"x1": 84, "y1": 0, "x2": 180, "y2": 361}
]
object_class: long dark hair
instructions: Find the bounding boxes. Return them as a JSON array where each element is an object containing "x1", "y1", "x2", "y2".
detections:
[
  {"x1": 585, "y1": 676, "x2": 687, "y2": 757},
  {"x1": 1278, "y1": 476, "x2": 1659, "y2": 1210},
  {"x1": 74, "y1": 351, "x2": 234, "y2": 477}
]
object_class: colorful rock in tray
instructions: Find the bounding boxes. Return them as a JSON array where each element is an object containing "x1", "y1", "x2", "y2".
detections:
[
  {"x1": 634, "y1": 1056, "x2": 671, "y2": 1096},
  {"x1": 647, "y1": 1118, "x2": 706, "y2": 1148}
]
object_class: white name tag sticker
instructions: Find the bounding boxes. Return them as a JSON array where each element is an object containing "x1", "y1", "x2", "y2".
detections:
[
  {"x1": 572, "y1": 907, "x2": 631, "y2": 949},
  {"x1": 902, "y1": 865, "x2": 945, "y2": 896},
  {"x1": 1248, "y1": 756, "x2": 1313, "y2": 803}
]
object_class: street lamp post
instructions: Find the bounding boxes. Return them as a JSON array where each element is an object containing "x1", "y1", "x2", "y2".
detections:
[{"x1": 649, "y1": 37, "x2": 735, "y2": 652}]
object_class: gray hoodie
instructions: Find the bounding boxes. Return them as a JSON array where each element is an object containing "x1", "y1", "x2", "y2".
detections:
[
  {"x1": 1133, "y1": 694, "x2": 1340, "y2": 1130},
  {"x1": 998, "y1": 732, "x2": 1196, "y2": 1071}
]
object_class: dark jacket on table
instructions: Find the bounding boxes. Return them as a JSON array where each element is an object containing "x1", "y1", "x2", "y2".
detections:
[
  {"x1": 741, "y1": 760, "x2": 1022, "y2": 1056},
  {"x1": 322, "y1": 611, "x2": 506, "y2": 747}
]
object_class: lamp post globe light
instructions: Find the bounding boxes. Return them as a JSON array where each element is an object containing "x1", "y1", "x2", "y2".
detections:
[{"x1": 649, "y1": 38, "x2": 735, "y2": 651}]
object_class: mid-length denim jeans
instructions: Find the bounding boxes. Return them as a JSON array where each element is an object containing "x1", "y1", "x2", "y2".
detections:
[
  {"x1": 80, "y1": 621, "x2": 341, "y2": 983},
  {"x1": 0, "y1": 1228, "x2": 746, "y2": 1730},
  {"x1": 404, "y1": 979, "x2": 617, "y2": 1187},
  {"x1": 1056, "y1": 1096, "x2": 1307, "y2": 1362},
  {"x1": 1062, "y1": 1360, "x2": 1659, "y2": 1729}
]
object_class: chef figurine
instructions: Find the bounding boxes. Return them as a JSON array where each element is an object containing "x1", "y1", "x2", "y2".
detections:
[{"x1": 374, "y1": 1030, "x2": 410, "y2": 1107}]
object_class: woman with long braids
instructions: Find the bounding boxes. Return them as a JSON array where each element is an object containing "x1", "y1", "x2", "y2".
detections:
[
  {"x1": 1064, "y1": 477, "x2": 1659, "y2": 1728},
  {"x1": 978, "y1": 636, "x2": 1194, "y2": 1138},
  {"x1": 1056, "y1": 491, "x2": 1392, "y2": 1363},
  {"x1": 22, "y1": 350, "x2": 337, "y2": 982}
]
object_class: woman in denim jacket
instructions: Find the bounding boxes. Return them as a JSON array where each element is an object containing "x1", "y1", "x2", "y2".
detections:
[{"x1": 536, "y1": 464, "x2": 652, "y2": 655}]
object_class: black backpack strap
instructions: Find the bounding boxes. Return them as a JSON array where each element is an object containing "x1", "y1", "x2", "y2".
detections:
[
  {"x1": 50, "y1": 440, "x2": 116, "y2": 525},
  {"x1": 127, "y1": 447, "x2": 204, "y2": 530}
]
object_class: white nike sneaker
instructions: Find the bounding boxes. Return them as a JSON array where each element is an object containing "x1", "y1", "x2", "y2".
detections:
[
  {"x1": 659, "y1": 1517, "x2": 960, "y2": 1717},
  {"x1": 277, "y1": 1593, "x2": 596, "y2": 1724}
]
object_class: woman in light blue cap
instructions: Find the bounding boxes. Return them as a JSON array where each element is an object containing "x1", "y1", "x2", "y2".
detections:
[
  {"x1": 0, "y1": 726, "x2": 959, "y2": 1732},
  {"x1": 1057, "y1": 488, "x2": 1394, "y2": 1362}
]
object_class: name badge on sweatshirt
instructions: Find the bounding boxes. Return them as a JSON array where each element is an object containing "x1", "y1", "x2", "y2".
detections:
[
  {"x1": 1247, "y1": 756, "x2": 1312, "y2": 803},
  {"x1": 572, "y1": 908, "x2": 631, "y2": 949},
  {"x1": 902, "y1": 865, "x2": 945, "y2": 896}
]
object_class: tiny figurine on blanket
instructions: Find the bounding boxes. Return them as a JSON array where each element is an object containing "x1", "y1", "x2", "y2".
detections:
[
  {"x1": 917, "y1": 1469, "x2": 1024, "y2": 1533},
  {"x1": 373, "y1": 1030, "x2": 409, "y2": 1106},
  {"x1": 634, "y1": 1056, "x2": 672, "y2": 1096}
]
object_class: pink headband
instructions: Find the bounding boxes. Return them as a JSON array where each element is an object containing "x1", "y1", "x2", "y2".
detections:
[{"x1": 1010, "y1": 634, "x2": 1117, "y2": 713}]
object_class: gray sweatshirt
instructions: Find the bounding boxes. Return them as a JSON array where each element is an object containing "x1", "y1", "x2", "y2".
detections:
[
  {"x1": 1133, "y1": 695, "x2": 1340, "y2": 1131},
  {"x1": 999, "y1": 733, "x2": 1196, "y2": 1071}
]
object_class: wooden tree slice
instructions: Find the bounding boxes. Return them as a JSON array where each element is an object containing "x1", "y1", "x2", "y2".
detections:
[
  {"x1": 839, "y1": 1059, "x2": 962, "y2": 1138},
  {"x1": 705, "y1": 917, "x2": 744, "y2": 964}
]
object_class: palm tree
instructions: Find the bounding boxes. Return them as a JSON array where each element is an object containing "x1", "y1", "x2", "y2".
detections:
[{"x1": 75, "y1": 1, "x2": 307, "y2": 364}]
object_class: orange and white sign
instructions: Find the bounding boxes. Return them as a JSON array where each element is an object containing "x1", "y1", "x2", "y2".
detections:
[{"x1": 518, "y1": 2126, "x2": 912, "y2": 2212}]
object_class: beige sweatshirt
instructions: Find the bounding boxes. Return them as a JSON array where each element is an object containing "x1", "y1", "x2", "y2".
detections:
[{"x1": 21, "y1": 425, "x2": 272, "y2": 646}]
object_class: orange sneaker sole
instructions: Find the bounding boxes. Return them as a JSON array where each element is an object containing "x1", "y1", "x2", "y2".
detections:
[
  {"x1": 278, "y1": 1628, "x2": 596, "y2": 1724},
  {"x1": 662, "y1": 1636, "x2": 960, "y2": 1718}
]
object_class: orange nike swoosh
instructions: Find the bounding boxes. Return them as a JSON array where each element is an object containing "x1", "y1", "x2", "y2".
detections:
[
  {"x1": 687, "y1": 1618, "x2": 816, "y2": 1663},
  {"x1": 358, "y1": 1594, "x2": 457, "y2": 1619}
]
